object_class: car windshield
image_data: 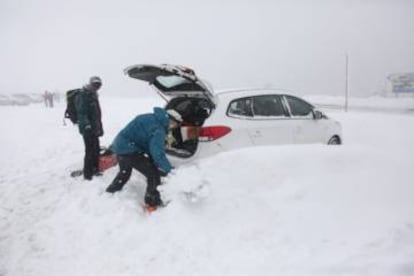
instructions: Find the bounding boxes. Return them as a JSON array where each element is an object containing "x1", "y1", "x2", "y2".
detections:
[{"x1": 156, "y1": 75, "x2": 191, "y2": 89}]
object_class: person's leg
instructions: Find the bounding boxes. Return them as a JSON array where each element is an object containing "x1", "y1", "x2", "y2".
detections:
[
  {"x1": 92, "y1": 136, "x2": 100, "y2": 175},
  {"x1": 106, "y1": 155, "x2": 132, "y2": 193},
  {"x1": 129, "y1": 154, "x2": 162, "y2": 206},
  {"x1": 145, "y1": 177, "x2": 162, "y2": 207},
  {"x1": 82, "y1": 134, "x2": 96, "y2": 180}
]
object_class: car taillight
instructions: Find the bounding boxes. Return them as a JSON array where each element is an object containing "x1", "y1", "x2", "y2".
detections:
[{"x1": 199, "y1": 126, "x2": 231, "y2": 141}]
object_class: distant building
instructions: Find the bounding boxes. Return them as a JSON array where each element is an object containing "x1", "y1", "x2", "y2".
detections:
[{"x1": 388, "y1": 73, "x2": 414, "y2": 94}]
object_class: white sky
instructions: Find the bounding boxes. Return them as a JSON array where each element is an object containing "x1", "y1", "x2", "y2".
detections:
[{"x1": 1, "y1": 0, "x2": 413, "y2": 96}]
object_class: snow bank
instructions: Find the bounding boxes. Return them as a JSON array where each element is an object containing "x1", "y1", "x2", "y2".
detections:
[
  {"x1": 0, "y1": 97, "x2": 413, "y2": 276},
  {"x1": 305, "y1": 95, "x2": 414, "y2": 112},
  {"x1": 0, "y1": 93, "x2": 44, "y2": 106}
]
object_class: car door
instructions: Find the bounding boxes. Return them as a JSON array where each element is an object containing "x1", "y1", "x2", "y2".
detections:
[
  {"x1": 282, "y1": 95, "x2": 323, "y2": 143},
  {"x1": 246, "y1": 95, "x2": 295, "y2": 145}
]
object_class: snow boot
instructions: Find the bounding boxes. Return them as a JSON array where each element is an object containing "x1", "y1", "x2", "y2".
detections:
[{"x1": 105, "y1": 182, "x2": 124, "y2": 193}]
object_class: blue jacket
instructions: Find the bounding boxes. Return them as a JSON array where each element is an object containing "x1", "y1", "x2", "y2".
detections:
[{"x1": 111, "y1": 107, "x2": 172, "y2": 173}]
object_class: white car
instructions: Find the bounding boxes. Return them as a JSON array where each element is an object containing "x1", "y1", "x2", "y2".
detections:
[{"x1": 125, "y1": 64, "x2": 342, "y2": 165}]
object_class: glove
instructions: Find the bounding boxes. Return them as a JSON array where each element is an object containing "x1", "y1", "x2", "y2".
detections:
[
  {"x1": 83, "y1": 125, "x2": 93, "y2": 135},
  {"x1": 158, "y1": 169, "x2": 168, "y2": 177}
]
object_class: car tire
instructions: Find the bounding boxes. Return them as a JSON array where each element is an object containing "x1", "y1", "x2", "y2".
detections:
[{"x1": 328, "y1": 136, "x2": 341, "y2": 145}]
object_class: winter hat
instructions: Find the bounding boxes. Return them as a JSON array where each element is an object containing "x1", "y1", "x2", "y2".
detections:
[
  {"x1": 89, "y1": 76, "x2": 102, "y2": 85},
  {"x1": 166, "y1": 109, "x2": 183, "y2": 123}
]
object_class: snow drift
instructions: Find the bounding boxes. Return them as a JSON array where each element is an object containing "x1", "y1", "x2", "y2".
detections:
[{"x1": 0, "y1": 96, "x2": 413, "y2": 276}]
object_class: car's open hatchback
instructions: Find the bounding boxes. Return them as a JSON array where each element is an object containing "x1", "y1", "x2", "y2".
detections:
[{"x1": 125, "y1": 64, "x2": 215, "y2": 157}]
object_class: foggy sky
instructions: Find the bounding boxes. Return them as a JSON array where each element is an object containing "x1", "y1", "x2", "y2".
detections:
[{"x1": 1, "y1": 0, "x2": 413, "y2": 97}]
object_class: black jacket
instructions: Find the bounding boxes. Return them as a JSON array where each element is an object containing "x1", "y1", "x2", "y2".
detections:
[{"x1": 75, "y1": 85, "x2": 103, "y2": 137}]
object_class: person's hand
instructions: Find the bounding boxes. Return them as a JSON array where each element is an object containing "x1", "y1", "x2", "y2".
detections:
[
  {"x1": 158, "y1": 169, "x2": 168, "y2": 177},
  {"x1": 84, "y1": 125, "x2": 93, "y2": 135},
  {"x1": 167, "y1": 167, "x2": 177, "y2": 177}
]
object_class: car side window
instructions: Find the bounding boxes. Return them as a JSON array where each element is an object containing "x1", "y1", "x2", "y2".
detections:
[
  {"x1": 252, "y1": 95, "x2": 286, "y2": 117},
  {"x1": 227, "y1": 97, "x2": 253, "y2": 117},
  {"x1": 284, "y1": 95, "x2": 313, "y2": 117}
]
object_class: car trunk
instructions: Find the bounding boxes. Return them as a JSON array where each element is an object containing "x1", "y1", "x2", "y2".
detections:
[
  {"x1": 165, "y1": 97, "x2": 214, "y2": 158},
  {"x1": 124, "y1": 64, "x2": 216, "y2": 158}
]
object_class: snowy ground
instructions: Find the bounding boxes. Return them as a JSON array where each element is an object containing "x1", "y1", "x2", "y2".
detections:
[{"x1": 1, "y1": 96, "x2": 414, "y2": 276}]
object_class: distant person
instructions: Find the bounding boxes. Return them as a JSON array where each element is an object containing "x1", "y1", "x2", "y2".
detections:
[
  {"x1": 105, "y1": 108, "x2": 183, "y2": 210},
  {"x1": 75, "y1": 76, "x2": 104, "y2": 180},
  {"x1": 43, "y1": 91, "x2": 50, "y2": 107},
  {"x1": 48, "y1": 92, "x2": 54, "y2": 108}
]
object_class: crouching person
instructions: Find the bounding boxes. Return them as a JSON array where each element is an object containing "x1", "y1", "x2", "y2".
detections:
[{"x1": 106, "y1": 107, "x2": 183, "y2": 209}]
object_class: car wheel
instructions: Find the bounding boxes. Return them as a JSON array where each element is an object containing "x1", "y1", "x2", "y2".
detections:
[{"x1": 328, "y1": 136, "x2": 341, "y2": 145}]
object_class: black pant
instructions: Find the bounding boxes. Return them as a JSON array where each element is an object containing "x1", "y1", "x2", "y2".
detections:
[
  {"x1": 82, "y1": 134, "x2": 100, "y2": 180},
  {"x1": 107, "y1": 153, "x2": 162, "y2": 206}
]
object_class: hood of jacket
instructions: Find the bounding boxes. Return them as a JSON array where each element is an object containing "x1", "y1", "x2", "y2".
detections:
[{"x1": 153, "y1": 107, "x2": 169, "y2": 131}]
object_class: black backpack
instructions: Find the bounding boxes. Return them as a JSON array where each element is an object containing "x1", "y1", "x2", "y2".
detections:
[{"x1": 64, "y1": 89, "x2": 81, "y2": 124}]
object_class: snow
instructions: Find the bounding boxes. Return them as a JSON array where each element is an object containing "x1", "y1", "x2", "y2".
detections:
[
  {"x1": 305, "y1": 95, "x2": 414, "y2": 112},
  {"x1": 1, "y1": 96, "x2": 414, "y2": 276},
  {"x1": 0, "y1": 94, "x2": 44, "y2": 106}
]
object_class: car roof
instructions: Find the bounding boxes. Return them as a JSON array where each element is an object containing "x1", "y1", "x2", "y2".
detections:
[{"x1": 215, "y1": 88, "x2": 292, "y2": 98}]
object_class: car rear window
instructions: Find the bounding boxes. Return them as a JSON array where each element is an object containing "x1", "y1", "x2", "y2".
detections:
[
  {"x1": 156, "y1": 76, "x2": 190, "y2": 88},
  {"x1": 154, "y1": 75, "x2": 205, "y2": 92}
]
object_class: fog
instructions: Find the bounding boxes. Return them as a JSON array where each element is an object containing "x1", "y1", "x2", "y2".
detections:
[{"x1": 1, "y1": 0, "x2": 413, "y2": 97}]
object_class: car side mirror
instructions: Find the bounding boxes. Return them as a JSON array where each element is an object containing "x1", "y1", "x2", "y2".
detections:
[{"x1": 313, "y1": 110, "x2": 324, "y2": 120}]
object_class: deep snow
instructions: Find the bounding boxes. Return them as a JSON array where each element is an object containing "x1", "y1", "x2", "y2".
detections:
[{"x1": 0, "y1": 96, "x2": 413, "y2": 276}]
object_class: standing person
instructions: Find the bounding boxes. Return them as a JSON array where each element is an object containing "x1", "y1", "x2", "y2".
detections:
[
  {"x1": 105, "y1": 107, "x2": 182, "y2": 210},
  {"x1": 43, "y1": 90, "x2": 49, "y2": 107},
  {"x1": 75, "y1": 76, "x2": 104, "y2": 180},
  {"x1": 48, "y1": 92, "x2": 54, "y2": 108}
]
